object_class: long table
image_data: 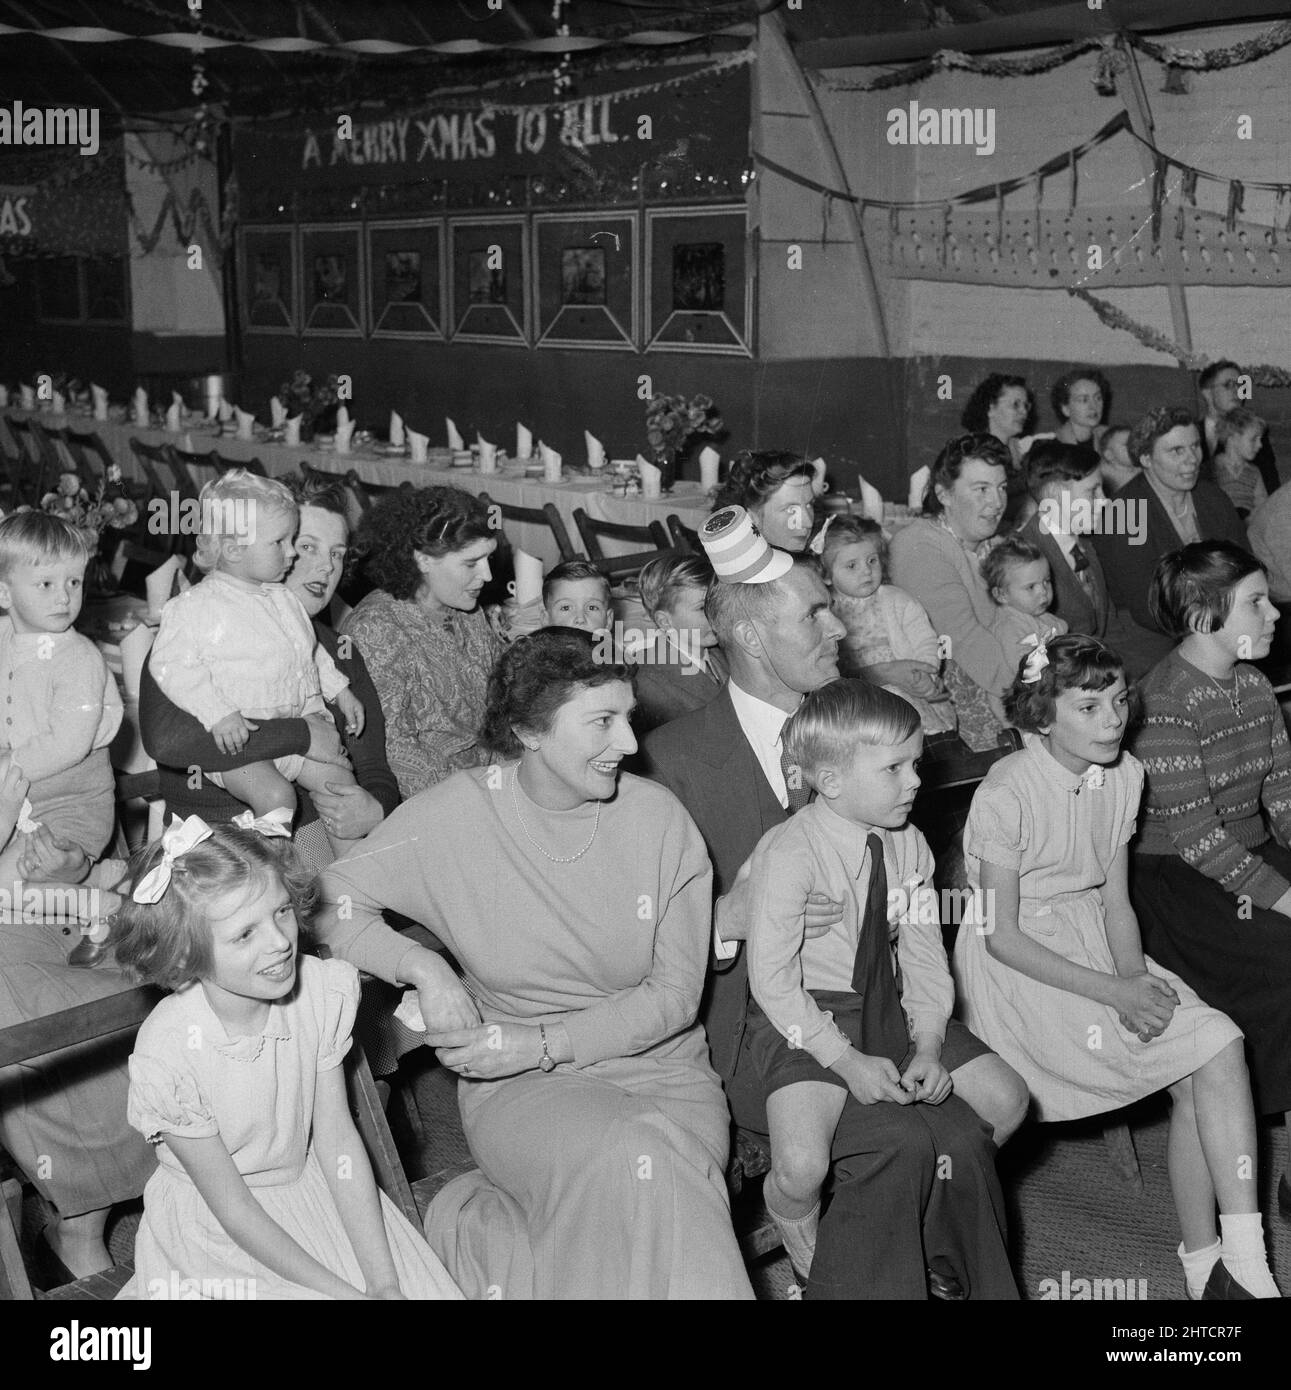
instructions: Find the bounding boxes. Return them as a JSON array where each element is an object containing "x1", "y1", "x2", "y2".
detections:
[{"x1": 4, "y1": 409, "x2": 712, "y2": 569}]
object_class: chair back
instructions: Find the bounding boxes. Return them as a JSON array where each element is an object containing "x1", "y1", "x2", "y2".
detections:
[
  {"x1": 572, "y1": 509, "x2": 672, "y2": 583},
  {"x1": 666, "y1": 513, "x2": 700, "y2": 555},
  {"x1": 476, "y1": 492, "x2": 579, "y2": 563},
  {"x1": 7, "y1": 417, "x2": 59, "y2": 504}
]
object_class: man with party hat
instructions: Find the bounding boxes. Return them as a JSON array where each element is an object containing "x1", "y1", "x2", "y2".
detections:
[{"x1": 642, "y1": 506, "x2": 1026, "y2": 1299}]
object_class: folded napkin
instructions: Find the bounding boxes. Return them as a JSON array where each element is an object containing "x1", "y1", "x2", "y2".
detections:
[
  {"x1": 91, "y1": 383, "x2": 109, "y2": 421},
  {"x1": 446, "y1": 417, "x2": 465, "y2": 452},
  {"x1": 513, "y1": 549, "x2": 544, "y2": 606},
  {"x1": 539, "y1": 442, "x2": 562, "y2": 483},
  {"x1": 182, "y1": 432, "x2": 195, "y2": 454},
  {"x1": 477, "y1": 434, "x2": 498, "y2": 473},
  {"x1": 133, "y1": 386, "x2": 149, "y2": 428},
  {"x1": 165, "y1": 398, "x2": 182, "y2": 432},
  {"x1": 285, "y1": 415, "x2": 302, "y2": 447},
  {"x1": 907, "y1": 464, "x2": 930, "y2": 512},
  {"x1": 389, "y1": 411, "x2": 405, "y2": 448},
  {"x1": 516, "y1": 422, "x2": 533, "y2": 459},
  {"x1": 699, "y1": 446, "x2": 722, "y2": 490},
  {"x1": 585, "y1": 430, "x2": 606, "y2": 470},
  {"x1": 218, "y1": 398, "x2": 234, "y2": 424},
  {"x1": 334, "y1": 419, "x2": 355, "y2": 454},
  {"x1": 270, "y1": 395, "x2": 287, "y2": 428},
  {"x1": 857, "y1": 475, "x2": 885, "y2": 522},
  {"x1": 638, "y1": 456, "x2": 662, "y2": 499},
  {"x1": 20, "y1": 383, "x2": 35, "y2": 410},
  {"x1": 145, "y1": 555, "x2": 190, "y2": 624},
  {"x1": 235, "y1": 407, "x2": 256, "y2": 442},
  {"x1": 0, "y1": 385, "x2": 8, "y2": 408},
  {"x1": 810, "y1": 457, "x2": 829, "y2": 496},
  {"x1": 51, "y1": 389, "x2": 66, "y2": 415},
  {"x1": 407, "y1": 428, "x2": 429, "y2": 464}
]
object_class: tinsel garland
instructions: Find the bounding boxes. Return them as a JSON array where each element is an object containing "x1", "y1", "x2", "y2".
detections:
[
  {"x1": 1132, "y1": 20, "x2": 1291, "y2": 71},
  {"x1": 126, "y1": 185, "x2": 226, "y2": 266},
  {"x1": 1068, "y1": 287, "x2": 1291, "y2": 387}
]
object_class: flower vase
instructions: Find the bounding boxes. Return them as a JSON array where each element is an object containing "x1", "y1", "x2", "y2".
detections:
[{"x1": 85, "y1": 550, "x2": 118, "y2": 599}]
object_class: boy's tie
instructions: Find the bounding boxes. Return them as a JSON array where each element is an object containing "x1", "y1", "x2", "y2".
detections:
[
  {"x1": 1070, "y1": 540, "x2": 1095, "y2": 597},
  {"x1": 850, "y1": 833, "x2": 909, "y2": 1065}
]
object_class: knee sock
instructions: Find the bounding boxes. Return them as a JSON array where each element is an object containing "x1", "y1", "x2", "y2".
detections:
[
  {"x1": 1219, "y1": 1213, "x2": 1280, "y2": 1298},
  {"x1": 765, "y1": 1191, "x2": 820, "y2": 1281},
  {"x1": 1178, "y1": 1238, "x2": 1220, "y2": 1300}
]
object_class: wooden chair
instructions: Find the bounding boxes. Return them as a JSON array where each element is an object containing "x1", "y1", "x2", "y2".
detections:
[
  {"x1": 572, "y1": 509, "x2": 673, "y2": 584},
  {"x1": 7, "y1": 417, "x2": 60, "y2": 505},
  {"x1": 476, "y1": 492, "x2": 579, "y2": 563},
  {"x1": 666, "y1": 514, "x2": 700, "y2": 555},
  {"x1": 209, "y1": 451, "x2": 267, "y2": 478}
]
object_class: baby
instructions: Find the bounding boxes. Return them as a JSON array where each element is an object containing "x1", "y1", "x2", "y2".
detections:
[
  {"x1": 982, "y1": 535, "x2": 1067, "y2": 722},
  {"x1": 149, "y1": 470, "x2": 365, "y2": 852}
]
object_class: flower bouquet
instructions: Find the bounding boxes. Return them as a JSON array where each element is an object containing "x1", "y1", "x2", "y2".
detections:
[
  {"x1": 277, "y1": 369, "x2": 342, "y2": 442},
  {"x1": 644, "y1": 393, "x2": 723, "y2": 494},
  {"x1": 40, "y1": 468, "x2": 140, "y2": 593}
]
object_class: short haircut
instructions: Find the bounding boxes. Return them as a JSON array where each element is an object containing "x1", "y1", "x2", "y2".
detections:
[
  {"x1": 704, "y1": 553, "x2": 821, "y2": 648},
  {"x1": 783, "y1": 677, "x2": 920, "y2": 789},
  {"x1": 1215, "y1": 408, "x2": 1265, "y2": 450},
  {"x1": 541, "y1": 558, "x2": 610, "y2": 610},
  {"x1": 1025, "y1": 438, "x2": 1100, "y2": 498},
  {"x1": 1127, "y1": 406, "x2": 1196, "y2": 468},
  {"x1": 1050, "y1": 368, "x2": 1111, "y2": 421},
  {"x1": 1004, "y1": 633, "x2": 1131, "y2": 732},
  {"x1": 1098, "y1": 424, "x2": 1132, "y2": 462},
  {"x1": 638, "y1": 553, "x2": 715, "y2": 616},
  {"x1": 982, "y1": 534, "x2": 1047, "y2": 599},
  {"x1": 924, "y1": 434, "x2": 1011, "y2": 516},
  {"x1": 112, "y1": 824, "x2": 319, "y2": 991},
  {"x1": 960, "y1": 374, "x2": 1033, "y2": 434},
  {"x1": 282, "y1": 470, "x2": 351, "y2": 523},
  {"x1": 0, "y1": 509, "x2": 91, "y2": 578},
  {"x1": 817, "y1": 514, "x2": 887, "y2": 577},
  {"x1": 1148, "y1": 541, "x2": 1267, "y2": 640},
  {"x1": 353, "y1": 485, "x2": 494, "y2": 601},
  {"x1": 1198, "y1": 360, "x2": 1240, "y2": 391},
  {"x1": 711, "y1": 451, "x2": 816, "y2": 514},
  {"x1": 193, "y1": 468, "x2": 297, "y2": 573},
  {"x1": 479, "y1": 626, "x2": 635, "y2": 757}
]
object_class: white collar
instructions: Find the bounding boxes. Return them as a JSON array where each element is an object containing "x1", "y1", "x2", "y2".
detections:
[{"x1": 727, "y1": 678, "x2": 797, "y2": 747}]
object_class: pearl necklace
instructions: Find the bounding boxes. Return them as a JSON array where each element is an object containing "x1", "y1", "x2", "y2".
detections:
[{"x1": 511, "y1": 765, "x2": 600, "y2": 863}]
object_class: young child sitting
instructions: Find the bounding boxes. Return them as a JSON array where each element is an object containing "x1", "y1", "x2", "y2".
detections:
[
  {"x1": 1212, "y1": 409, "x2": 1269, "y2": 518},
  {"x1": 982, "y1": 535, "x2": 1067, "y2": 723},
  {"x1": 744, "y1": 679, "x2": 1017, "y2": 1299},
  {"x1": 0, "y1": 511, "x2": 123, "y2": 892},
  {"x1": 149, "y1": 471, "x2": 365, "y2": 853},
  {"x1": 113, "y1": 817, "x2": 463, "y2": 1300},
  {"x1": 814, "y1": 515, "x2": 956, "y2": 743},
  {"x1": 541, "y1": 559, "x2": 611, "y2": 633},
  {"x1": 632, "y1": 553, "x2": 725, "y2": 732},
  {"x1": 1097, "y1": 423, "x2": 1138, "y2": 496},
  {"x1": 954, "y1": 634, "x2": 1281, "y2": 1300}
]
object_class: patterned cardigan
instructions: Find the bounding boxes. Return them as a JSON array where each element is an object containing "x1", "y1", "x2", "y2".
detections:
[{"x1": 340, "y1": 589, "x2": 502, "y2": 799}]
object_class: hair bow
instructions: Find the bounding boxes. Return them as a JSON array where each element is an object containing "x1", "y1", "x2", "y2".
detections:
[
  {"x1": 1019, "y1": 634, "x2": 1049, "y2": 684},
  {"x1": 132, "y1": 815, "x2": 214, "y2": 904},
  {"x1": 232, "y1": 808, "x2": 293, "y2": 839},
  {"x1": 808, "y1": 513, "x2": 837, "y2": 556}
]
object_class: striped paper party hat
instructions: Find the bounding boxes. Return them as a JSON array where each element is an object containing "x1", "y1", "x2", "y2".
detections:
[{"x1": 700, "y1": 506, "x2": 793, "y2": 584}]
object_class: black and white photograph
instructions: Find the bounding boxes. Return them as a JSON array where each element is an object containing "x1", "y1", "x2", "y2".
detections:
[{"x1": 0, "y1": 0, "x2": 1288, "y2": 1356}]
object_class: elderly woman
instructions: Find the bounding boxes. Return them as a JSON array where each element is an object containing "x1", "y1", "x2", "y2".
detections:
[
  {"x1": 139, "y1": 473, "x2": 399, "y2": 868},
  {"x1": 710, "y1": 450, "x2": 818, "y2": 553},
  {"x1": 317, "y1": 628, "x2": 753, "y2": 1299},
  {"x1": 889, "y1": 434, "x2": 1013, "y2": 751},
  {"x1": 1051, "y1": 367, "x2": 1111, "y2": 456},
  {"x1": 1131, "y1": 541, "x2": 1291, "y2": 1203},
  {"x1": 1092, "y1": 406, "x2": 1247, "y2": 679},
  {"x1": 343, "y1": 485, "x2": 501, "y2": 798}
]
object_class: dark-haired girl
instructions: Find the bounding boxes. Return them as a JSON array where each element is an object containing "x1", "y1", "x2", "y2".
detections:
[
  {"x1": 1132, "y1": 541, "x2": 1291, "y2": 1212},
  {"x1": 318, "y1": 628, "x2": 754, "y2": 1299},
  {"x1": 710, "y1": 450, "x2": 818, "y2": 553},
  {"x1": 955, "y1": 633, "x2": 1279, "y2": 1299},
  {"x1": 341, "y1": 485, "x2": 501, "y2": 797}
]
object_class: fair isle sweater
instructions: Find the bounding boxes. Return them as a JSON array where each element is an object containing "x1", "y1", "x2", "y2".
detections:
[{"x1": 1131, "y1": 649, "x2": 1291, "y2": 909}]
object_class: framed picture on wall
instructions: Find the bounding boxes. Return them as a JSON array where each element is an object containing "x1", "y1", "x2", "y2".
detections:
[
  {"x1": 239, "y1": 226, "x2": 296, "y2": 334},
  {"x1": 645, "y1": 206, "x2": 749, "y2": 355},
  {"x1": 448, "y1": 216, "x2": 528, "y2": 344},
  {"x1": 533, "y1": 211, "x2": 636, "y2": 350},
  {"x1": 301, "y1": 224, "x2": 364, "y2": 336},
  {"x1": 367, "y1": 220, "x2": 444, "y2": 338}
]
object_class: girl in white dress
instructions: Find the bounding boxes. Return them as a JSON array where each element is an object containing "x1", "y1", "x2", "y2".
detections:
[
  {"x1": 954, "y1": 633, "x2": 1281, "y2": 1300},
  {"x1": 112, "y1": 817, "x2": 463, "y2": 1300}
]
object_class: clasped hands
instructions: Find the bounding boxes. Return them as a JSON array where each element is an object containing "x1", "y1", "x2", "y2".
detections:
[
  {"x1": 407, "y1": 957, "x2": 548, "y2": 1081},
  {"x1": 1114, "y1": 971, "x2": 1179, "y2": 1043},
  {"x1": 834, "y1": 1048, "x2": 953, "y2": 1108}
]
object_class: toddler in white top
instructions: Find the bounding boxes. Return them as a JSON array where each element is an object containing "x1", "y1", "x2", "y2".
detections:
[
  {"x1": 981, "y1": 534, "x2": 1067, "y2": 721},
  {"x1": 150, "y1": 471, "x2": 365, "y2": 850}
]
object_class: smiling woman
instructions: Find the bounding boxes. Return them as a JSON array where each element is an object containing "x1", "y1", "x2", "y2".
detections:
[{"x1": 316, "y1": 628, "x2": 754, "y2": 1300}]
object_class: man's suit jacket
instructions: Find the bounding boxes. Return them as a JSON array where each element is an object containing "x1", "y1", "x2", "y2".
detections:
[
  {"x1": 633, "y1": 646, "x2": 728, "y2": 734},
  {"x1": 1019, "y1": 513, "x2": 1109, "y2": 638},
  {"x1": 1092, "y1": 474, "x2": 1247, "y2": 675},
  {"x1": 640, "y1": 689, "x2": 785, "y2": 1084}
]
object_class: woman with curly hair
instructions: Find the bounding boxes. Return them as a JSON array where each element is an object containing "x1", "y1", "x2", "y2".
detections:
[
  {"x1": 1051, "y1": 368, "x2": 1111, "y2": 456},
  {"x1": 710, "y1": 450, "x2": 818, "y2": 553},
  {"x1": 341, "y1": 486, "x2": 501, "y2": 797}
]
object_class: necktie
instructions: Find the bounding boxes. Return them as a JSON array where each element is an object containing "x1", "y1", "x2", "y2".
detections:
[
  {"x1": 778, "y1": 737, "x2": 812, "y2": 814},
  {"x1": 1070, "y1": 539, "x2": 1095, "y2": 598},
  {"x1": 850, "y1": 834, "x2": 909, "y2": 1064}
]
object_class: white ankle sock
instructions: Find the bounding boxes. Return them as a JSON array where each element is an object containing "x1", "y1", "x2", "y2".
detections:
[
  {"x1": 1219, "y1": 1213, "x2": 1281, "y2": 1298},
  {"x1": 1178, "y1": 1238, "x2": 1220, "y2": 1300},
  {"x1": 766, "y1": 1196, "x2": 820, "y2": 1280}
]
